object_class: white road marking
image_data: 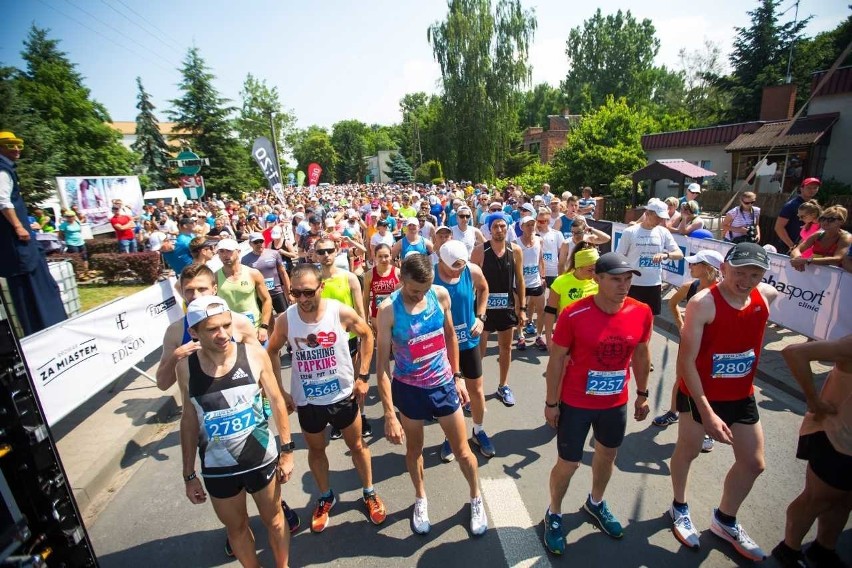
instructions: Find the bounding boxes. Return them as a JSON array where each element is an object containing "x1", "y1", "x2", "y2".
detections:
[{"x1": 481, "y1": 477, "x2": 553, "y2": 568}]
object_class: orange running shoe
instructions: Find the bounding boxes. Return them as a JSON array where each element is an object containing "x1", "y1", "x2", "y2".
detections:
[
  {"x1": 363, "y1": 492, "x2": 387, "y2": 525},
  {"x1": 310, "y1": 494, "x2": 337, "y2": 533}
]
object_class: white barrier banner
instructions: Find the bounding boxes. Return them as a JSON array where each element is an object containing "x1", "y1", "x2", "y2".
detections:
[
  {"x1": 611, "y1": 223, "x2": 848, "y2": 341},
  {"x1": 21, "y1": 279, "x2": 183, "y2": 426}
]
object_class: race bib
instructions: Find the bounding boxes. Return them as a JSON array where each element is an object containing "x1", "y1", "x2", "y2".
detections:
[
  {"x1": 712, "y1": 350, "x2": 755, "y2": 378},
  {"x1": 409, "y1": 329, "x2": 446, "y2": 363},
  {"x1": 487, "y1": 292, "x2": 510, "y2": 309},
  {"x1": 543, "y1": 252, "x2": 554, "y2": 262},
  {"x1": 523, "y1": 265, "x2": 539, "y2": 275},
  {"x1": 638, "y1": 255, "x2": 659, "y2": 268},
  {"x1": 264, "y1": 278, "x2": 275, "y2": 290},
  {"x1": 203, "y1": 405, "x2": 256, "y2": 441},
  {"x1": 303, "y1": 377, "x2": 341, "y2": 400},
  {"x1": 585, "y1": 369, "x2": 626, "y2": 396},
  {"x1": 454, "y1": 322, "x2": 469, "y2": 343}
]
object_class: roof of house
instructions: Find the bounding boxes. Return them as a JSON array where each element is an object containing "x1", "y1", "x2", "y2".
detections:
[
  {"x1": 724, "y1": 113, "x2": 839, "y2": 152},
  {"x1": 642, "y1": 121, "x2": 764, "y2": 151},
  {"x1": 811, "y1": 65, "x2": 852, "y2": 98},
  {"x1": 632, "y1": 159, "x2": 717, "y2": 182}
]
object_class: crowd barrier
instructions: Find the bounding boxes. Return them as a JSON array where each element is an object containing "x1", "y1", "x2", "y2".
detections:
[
  {"x1": 611, "y1": 223, "x2": 850, "y2": 342},
  {"x1": 20, "y1": 278, "x2": 183, "y2": 426}
]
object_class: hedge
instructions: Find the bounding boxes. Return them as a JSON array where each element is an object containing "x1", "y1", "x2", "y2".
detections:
[
  {"x1": 86, "y1": 238, "x2": 121, "y2": 255},
  {"x1": 90, "y1": 252, "x2": 161, "y2": 284},
  {"x1": 48, "y1": 253, "x2": 87, "y2": 280}
]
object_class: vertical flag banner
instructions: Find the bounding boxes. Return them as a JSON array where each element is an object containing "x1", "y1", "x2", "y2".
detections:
[
  {"x1": 307, "y1": 163, "x2": 322, "y2": 186},
  {"x1": 251, "y1": 137, "x2": 285, "y2": 203},
  {"x1": 296, "y1": 171, "x2": 306, "y2": 187}
]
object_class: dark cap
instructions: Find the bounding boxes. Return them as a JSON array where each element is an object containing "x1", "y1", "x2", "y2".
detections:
[
  {"x1": 595, "y1": 252, "x2": 641, "y2": 276},
  {"x1": 376, "y1": 219, "x2": 389, "y2": 227},
  {"x1": 724, "y1": 242, "x2": 769, "y2": 270},
  {"x1": 178, "y1": 216, "x2": 195, "y2": 226},
  {"x1": 308, "y1": 215, "x2": 322, "y2": 225}
]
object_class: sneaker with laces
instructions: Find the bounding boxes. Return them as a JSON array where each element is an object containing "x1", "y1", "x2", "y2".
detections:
[
  {"x1": 535, "y1": 336, "x2": 548, "y2": 351},
  {"x1": 440, "y1": 438, "x2": 455, "y2": 463},
  {"x1": 583, "y1": 496, "x2": 623, "y2": 538},
  {"x1": 652, "y1": 410, "x2": 679, "y2": 427},
  {"x1": 329, "y1": 427, "x2": 342, "y2": 440},
  {"x1": 310, "y1": 494, "x2": 337, "y2": 533},
  {"x1": 516, "y1": 337, "x2": 527, "y2": 351},
  {"x1": 670, "y1": 504, "x2": 700, "y2": 549},
  {"x1": 361, "y1": 415, "x2": 372, "y2": 438},
  {"x1": 497, "y1": 385, "x2": 516, "y2": 406},
  {"x1": 363, "y1": 492, "x2": 387, "y2": 525},
  {"x1": 771, "y1": 542, "x2": 807, "y2": 568},
  {"x1": 470, "y1": 496, "x2": 488, "y2": 536},
  {"x1": 543, "y1": 508, "x2": 565, "y2": 555},
  {"x1": 224, "y1": 528, "x2": 255, "y2": 557},
  {"x1": 412, "y1": 498, "x2": 430, "y2": 534},
  {"x1": 524, "y1": 322, "x2": 536, "y2": 336},
  {"x1": 283, "y1": 501, "x2": 300, "y2": 534},
  {"x1": 471, "y1": 429, "x2": 496, "y2": 458},
  {"x1": 701, "y1": 435, "x2": 715, "y2": 453},
  {"x1": 710, "y1": 509, "x2": 767, "y2": 561}
]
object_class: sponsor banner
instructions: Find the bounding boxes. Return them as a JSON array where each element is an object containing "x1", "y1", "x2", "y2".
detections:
[
  {"x1": 307, "y1": 163, "x2": 322, "y2": 186},
  {"x1": 56, "y1": 176, "x2": 144, "y2": 233},
  {"x1": 20, "y1": 279, "x2": 183, "y2": 426},
  {"x1": 611, "y1": 223, "x2": 848, "y2": 341},
  {"x1": 251, "y1": 137, "x2": 286, "y2": 204}
]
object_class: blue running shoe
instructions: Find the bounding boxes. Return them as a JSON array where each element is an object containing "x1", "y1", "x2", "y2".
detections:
[
  {"x1": 497, "y1": 385, "x2": 516, "y2": 407},
  {"x1": 543, "y1": 508, "x2": 565, "y2": 555},
  {"x1": 583, "y1": 495, "x2": 623, "y2": 538},
  {"x1": 440, "y1": 438, "x2": 455, "y2": 463},
  {"x1": 471, "y1": 429, "x2": 496, "y2": 458}
]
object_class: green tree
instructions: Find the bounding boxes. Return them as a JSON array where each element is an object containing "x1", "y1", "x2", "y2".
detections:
[
  {"x1": 364, "y1": 124, "x2": 400, "y2": 156},
  {"x1": 414, "y1": 159, "x2": 444, "y2": 183},
  {"x1": 517, "y1": 82, "x2": 564, "y2": 129},
  {"x1": 428, "y1": 0, "x2": 537, "y2": 181},
  {"x1": 292, "y1": 128, "x2": 336, "y2": 184},
  {"x1": 511, "y1": 161, "x2": 552, "y2": 195},
  {"x1": 676, "y1": 40, "x2": 732, "y2": 127},
  {"x1": 168, "y1": 47, "x2": 255, "y2": 194},
  {"x1": 722, "y1": 0, "x2": 810, "y2": 123},
  {"x1": 235, "y1": 73, "x2": 296, "y2": 159},
  {"x1": 385, "y1": 152, "x2": 414, "y2": 183},
  {"x1": 131, "y1": 77, "x2": 171, "y2": 190},
  {"x1": 561, "y1": 10, "x2": 675, "y2": 114},
  {"x1": 331, "y1": 120, "x2": 369, "y2": 183},
  {"x1": 15, "y1": 26, "x2": 134, "y2": 181},
  {"x1": 0, "y1": 66, "x2": 64, "y2": 202},
  {"x1": 550, "y1": 97, "x2": 648, "y2": 194}
]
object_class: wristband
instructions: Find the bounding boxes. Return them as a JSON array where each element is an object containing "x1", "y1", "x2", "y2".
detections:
[
  {"x1": 357, "y1": 373, "x2": 370, "y2": 383},
  {"x1": 545, "y1": 401, "x2": 558, "y2": 408},
  {"x1": 184, "y1": 471, "x2": 197, "y2": 482},
  {"x1": 636, "y1": 389, "x2": 649, "y2": 398},
  {"x1": 453, "y1": 372, "x2": 464, "y2": 380},
  {"x1": 259, "y1": 323, "x2": 269, "y2": 330},
  {"x1": 280, "y1": 441, "x2": 295, "y2": 454},
  {"x1": 544, "y1": 305, "x2": 558, "y2": 315}
]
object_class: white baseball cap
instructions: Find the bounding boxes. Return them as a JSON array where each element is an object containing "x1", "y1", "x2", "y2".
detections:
[
  {"x1": 439, "y1": 239, "x2": 469, "y2": 267},
  {"x1": 687, "y1": 183, "x2": 702, "y2": 193},
  {"x1": 684, "y1": 250, "x2": 723, "y2": 269},
  {"x1": 643, "y1": 198, "x2": 670, "y2": 219},
  {"x1": 217, "y1": 238, "x2": 240, "y2": 251},
  {"x1": 185, "y1": 296, "x2": 231, "y2": 328}
]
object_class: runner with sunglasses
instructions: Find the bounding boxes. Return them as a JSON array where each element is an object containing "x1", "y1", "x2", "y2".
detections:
[
  {"x1": 451, "y1": 205, "x2": 485, "y2": 254},
  {"x1": 266, "y1": 263, "x2": 387, "y2": 534}
]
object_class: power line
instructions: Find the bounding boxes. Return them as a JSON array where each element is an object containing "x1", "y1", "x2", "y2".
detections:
[
  {"x1": 34, "y1": 0, "x2": 174, "y2": 73},
  {"x1": 114, "y1": 0, "x2": 185, "y2": 53},
  {"x1": 63, "y1": 0, "x2": 176, "y2": 65},
  {"x1": 98, "y1": 0, "x2": 185, "y2": 54}
]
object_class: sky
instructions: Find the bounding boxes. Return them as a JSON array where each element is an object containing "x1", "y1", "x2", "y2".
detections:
[{"x1": 1, "y1": 0, "x2": 848, "y2": 131}]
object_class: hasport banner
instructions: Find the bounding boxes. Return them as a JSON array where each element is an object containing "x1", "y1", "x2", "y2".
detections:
[
  {"x1": 307, "y1": 162, "x2": 322, "y2": 186},
  {"x1": 56, "y1": 176, "x2": 144, "y2": 233},
  {"x1": 20, "y1": 279, "x2": 184, "y2": 426},
  {"x1": 251, "y1": 137, "x2": 285, "y2": 204},
  {"x1": 611, "y1": 223, "x2": 850, "y2": 341}
]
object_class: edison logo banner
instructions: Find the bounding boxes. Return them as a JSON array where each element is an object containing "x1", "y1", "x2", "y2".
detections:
[
  {"x1": 307, "y1": 162, "x2": 322, "y2": 186},
  {"x1": 610, "y1": 223, "x2": 849, "y2": 341},
  {"x1": 20, "y1": 279, "x2": 183, "y2": 425}
]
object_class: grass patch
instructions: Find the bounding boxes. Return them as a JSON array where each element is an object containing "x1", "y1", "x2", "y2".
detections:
[{"x1": 78, "y1": 284, "x2": 149, "y2": 312}]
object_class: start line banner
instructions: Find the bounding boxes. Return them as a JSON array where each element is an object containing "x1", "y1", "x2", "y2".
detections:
[
  {"x1": 20, "y1": 279, "x2": 184, "y2": 426},
  {"x1": 611, "y1": 223, "x2": 850, "y2": 342}
]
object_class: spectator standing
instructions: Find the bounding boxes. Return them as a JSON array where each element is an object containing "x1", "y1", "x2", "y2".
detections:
[
  {"x1": 110, "y1": 204, "x2": 137, "y2": 253},
  {"x1": 774, "y1": 177, "x2": 820, "y2": 254}
]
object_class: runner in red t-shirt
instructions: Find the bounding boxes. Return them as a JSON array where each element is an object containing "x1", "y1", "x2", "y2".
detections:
[
  {"x1": 668, "y1": 242, "x2": 779, "y2": 561},
  {"x1": 542, "y1": 252, "x2": 653, "y2": 555}
]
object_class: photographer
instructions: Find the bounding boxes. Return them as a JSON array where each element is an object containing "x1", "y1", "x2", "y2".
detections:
[{"x1": 722, "y1": 191, "x2": 761, "y2": 244}]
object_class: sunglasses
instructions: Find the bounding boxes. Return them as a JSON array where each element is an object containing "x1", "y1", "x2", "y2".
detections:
[
  {"x1": 457, "y1": 214, "x2": 470, "y2": 219},
  {"x1": 741, "y1": 200, "x2": 755, "y2": 205},
  {"x1": 315, "y1": 248, "x2": 336, "y2": 255},
  {"x1": 290, "y1": 287, "x2": 319, "y2": 298},
  {"x1": 819, "y1": 216, "x2": 841, "y2": 222}
]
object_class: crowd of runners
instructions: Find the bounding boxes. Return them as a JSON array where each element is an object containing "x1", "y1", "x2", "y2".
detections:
[{"x1": 148, "y1": 179, "x2": 851, "y2": 568}]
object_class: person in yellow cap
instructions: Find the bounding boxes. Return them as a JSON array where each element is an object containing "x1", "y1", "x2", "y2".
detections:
[
  {"x1": 0, "y1": 131, "x2": 67, "y2": 334},
  {"x1": 542, "y1": 244, "x2": 600, "y2": 346}
]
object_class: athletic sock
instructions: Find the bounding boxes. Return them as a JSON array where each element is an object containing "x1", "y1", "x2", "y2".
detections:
[
  {"x1": 715, "y1": 509, "x2": 737, "y2": 526},
  {"x1": 363, "y1": 487, "x2": 375, "y2": 498},
  {"x1": 473, "y1": 423, "x2": 483, "y2": 435},
  {"x1": 320, "y1": 489, "x2": 334, "y2": 501},
  {"x1": 672, "y1": 500, "x2": 688, "y2": 511},
  {"x1": 588, "y1": 494, "x2": 602, "y2": 507}
]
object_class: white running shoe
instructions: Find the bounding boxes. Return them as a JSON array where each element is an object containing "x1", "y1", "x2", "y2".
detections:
[
  {"x1": 670, "y1": 504, "x2": 700, "y2": 549},
  {"x1": 470, "y1": 495, "x2": 488, "y2": 536},
  {"x1": 701, "y1": 435, "x2": 715, "y2": 453},
  {"x1": 412, "y1": 498, "x2": 430, "y2": 535},
  {"x1": 710, "y1": 509, "x2": 767, "y2": 561}
]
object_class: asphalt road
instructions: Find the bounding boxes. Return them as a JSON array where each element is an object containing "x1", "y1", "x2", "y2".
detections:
[{"x1": 86, "y1": 327, "x2": 851, "y2": 567}]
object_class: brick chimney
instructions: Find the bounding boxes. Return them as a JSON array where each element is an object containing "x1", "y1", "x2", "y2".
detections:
[{"x1": 760, "y1": 84, "x2": 796, "y2": 121}]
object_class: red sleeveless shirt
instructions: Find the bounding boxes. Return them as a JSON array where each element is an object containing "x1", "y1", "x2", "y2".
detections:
[
  {"x1": 369, "y1": 266, "x2": 400, "y2": 318},
  {"x1": 679, "y1": 284, "x2": 768, "y2": 401}
]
